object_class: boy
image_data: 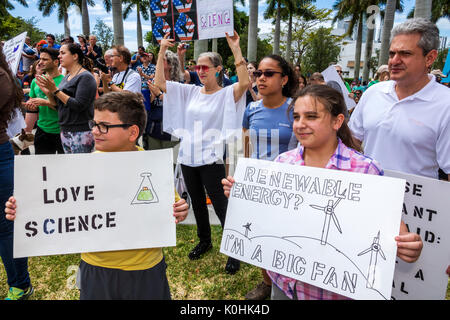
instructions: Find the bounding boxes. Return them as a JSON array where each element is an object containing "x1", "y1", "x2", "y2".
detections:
[{"x1": 5, "y1": 91, "x2": 188, "y2": 300}]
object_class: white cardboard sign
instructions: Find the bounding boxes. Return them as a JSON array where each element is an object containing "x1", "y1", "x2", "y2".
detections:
[
  {"x1": 13, "y1": 149, "x2": 176, "y2": 258},
  {"x1": 3, "y1": 32, "x2": 27, "y2": 74},
  {"x1": 196, "y1": 0, "x2": 234, "y2": 40},
  {"x1": 220, "y1": 158, "x2": 405, "y2": 300},
  {"x1": 321, "y1": 65, "x2": 356, "y2": 111},
  {"x1": 385, "y1": 170, "x2": 450, "y2": 300}
]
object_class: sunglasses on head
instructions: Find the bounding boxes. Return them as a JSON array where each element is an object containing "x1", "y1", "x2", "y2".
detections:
[
  {"x1": 194, "y1": 65, "x2": 211, "y2": 73},
  {"x1": 253, "y1": 70, "x2": 283, "y2": 78}
]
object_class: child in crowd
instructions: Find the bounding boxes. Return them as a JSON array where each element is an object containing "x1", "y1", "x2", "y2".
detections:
[
  {"x1": 5, "y1": 91, "x2": 189, "y2": 300},
  {"x1": 222, "y1": 84, "x2": 423, "y2": 300}
]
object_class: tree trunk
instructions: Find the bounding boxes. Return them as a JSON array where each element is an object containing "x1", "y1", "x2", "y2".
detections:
[
  {"x1": 247, "y1": 0, "x2": 258, "y2": 61},
  {"x1": 285, "y1": 13, "x2": 293, "y2": 63},
  {"x1": 64, "y1": 11, "x2": 71, "y2": 38},
  {"x1": 354, "y1": 14, "x2": 363, "y2": 81},
  {"x1": 414, "y1": 0, "x2": 432, "y2": 20},
  {"x1": 362, "y1": 27, "x2": 374, "y2": 82},
  {"x1": 194, "y1": 39, "x2": 208, "y2": 60},
  {"x1": 273, "y1": 2, "x2": 281, "y2": 55},
  {"x1": 136, "y1": 3, "x2": 143, "y2": 48},
  {"x1": 81, "y1": 0, "x2": 90, "y2": 36},
  {"x1": 379, "y1": 0, "x2": 396, "y2": 66},
  {"x1": 112, "y1": 0, "x2": 124, "y2": 45}
]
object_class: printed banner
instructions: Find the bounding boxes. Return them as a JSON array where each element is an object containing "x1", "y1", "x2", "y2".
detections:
[
  {"x1": 386, "y1": 170, "x2": 450, "y2": 300},
  {"x1": 220, "y1": 158, "x2": 405, "y2": 300},
  {"x1": 13, "y1": 149, "x2": 176, "y2": 258},
  {"x1": 150, "y1": 0, "x2": 233, "y2": 44}
]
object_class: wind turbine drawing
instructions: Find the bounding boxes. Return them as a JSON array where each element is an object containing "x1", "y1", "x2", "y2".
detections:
[
  {"x1": 358, "y1": 231, "x2": 386, "y2": 289},
  {"x1": 243, "y1": 223, "x2": 252, "y2": 238},
  {"x1": 309, "y1": 191, "x2": 346, "y2": 245}
]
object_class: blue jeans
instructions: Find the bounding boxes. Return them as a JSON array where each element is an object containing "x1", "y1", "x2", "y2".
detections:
[{"x1": 0, "y1": 141, "x2": 30, "y2": 290}]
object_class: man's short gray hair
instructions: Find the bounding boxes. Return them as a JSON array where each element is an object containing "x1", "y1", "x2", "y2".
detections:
[{"x1": 390, "y1": 18, "x2": 440, "y2": 55}]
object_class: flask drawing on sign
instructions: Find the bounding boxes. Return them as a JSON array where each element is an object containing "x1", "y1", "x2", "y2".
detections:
[{"x1": 131, "y1": 172, "x2": 159, "y2": 204}]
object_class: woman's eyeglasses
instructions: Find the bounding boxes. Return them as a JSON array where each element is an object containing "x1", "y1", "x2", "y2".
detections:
[
  {"x1": 253, "y1": 70, "x2": 283, "y2": 78},
  {"x1": 88, "y1": 120, "x2": 132, "y2": 134},
  {"x1": 194, "y1": 65, "x2": 210, "y2": 73}
]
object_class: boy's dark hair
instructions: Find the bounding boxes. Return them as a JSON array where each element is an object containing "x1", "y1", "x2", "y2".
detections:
[
  {"x1": 94, "y1": 91, "x2": 147, "y2": 139},
  {"x1": 46, "y1": 34, "x2": 56, "y2": 41},
  {"x1": 40, "y1": 47, "x2": 59, "y2": 61}
]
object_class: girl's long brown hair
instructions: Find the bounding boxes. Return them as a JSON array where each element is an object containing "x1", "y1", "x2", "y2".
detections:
[
  {"x1": 0, "y1": 46, "x2": 24, "y2": 124},
  {"x1": 288, "y1": 84, "x2": 361, "y2": 152}
]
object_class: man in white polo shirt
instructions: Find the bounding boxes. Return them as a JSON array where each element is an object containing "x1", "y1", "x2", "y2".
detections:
[{"x1": 349, "y1": 18, "x2": 450, "y2": 180}]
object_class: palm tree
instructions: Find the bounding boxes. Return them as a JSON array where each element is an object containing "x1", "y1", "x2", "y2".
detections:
[
  {"x1": 414, "y1": 0, "x2": 432, "y2": 20},
  {"x1": 123, "y1": 0, "x2": 150, "y2": 48},
  {"x1": 1, "y1": 0, "x2": 28, "y2": 16},
  {"x1": 38, "y1": 0, "x2": 74, "y2": 37},
  {"x1": 103, "y1": 0, "x2": 124, "y2": 45},
  {"x1": 79, "y1": 0, "x2": 94, "y2": 36},
  {"x1": 264, "y1": 0, "x2": 283, "y2": 55},
  {"x1": 408, "y1": 0, "x2": 449, "y2": 23},
  {"x1": 333, "y1": 0, "x2": 365, "y2": 80},
  {"x1": 247, "y1": 0, "x2": 258, "y2": 61},
  {"x1": 378, "y1": 0, "x2": 396, "y2": 65}
]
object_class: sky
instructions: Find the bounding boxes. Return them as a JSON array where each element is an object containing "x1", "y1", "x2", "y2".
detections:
[{"x1": 9, "y1": 0, "x2": 450, "y2": 52}]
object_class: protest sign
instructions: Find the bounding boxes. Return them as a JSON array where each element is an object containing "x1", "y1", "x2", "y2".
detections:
[
  {"x1": 150, "y1": 0, "x2": 233, "y2": 43},
  {"x1": 3, "y1": 32, "x2": 27, "y2": 74},
  {"x1": 385, "y1": 170, "x2": 450, "y2": 300},
  {"x1": 13, "y1": 149, "x2": 175, "y2": 258},
  {"x1": 321, "y1": 65, "x2": 356, "y2": 111},
  {"x1": 220, "y1": 158, "x2": 405, "y2": 300}
]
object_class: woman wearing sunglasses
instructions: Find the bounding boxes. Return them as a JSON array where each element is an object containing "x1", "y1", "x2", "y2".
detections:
[
  {"x1": 241, "y1": 55, "x2": 299, "y2": 300},
  {"x1": 154, "y1": 31, "x2": 248, "y2": 274}
]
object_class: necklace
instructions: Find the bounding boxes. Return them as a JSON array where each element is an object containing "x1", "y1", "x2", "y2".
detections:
[{"x1": 68, "y1": 65, "x2": 83, "y2": 81}]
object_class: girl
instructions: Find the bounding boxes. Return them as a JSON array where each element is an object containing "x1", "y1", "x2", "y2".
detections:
[
  {"x1": 36, "y1": 43, "x2": 97, "y2": 154},
  {"x1": 223, "y1": 84, "x2": 423, "y2": 300},
  {"x1": 242, "y1": 55, "x2": 298, "y2": 300},
  {"x1": 154, "y1": 31, "x2": 248, "y2": 274}
]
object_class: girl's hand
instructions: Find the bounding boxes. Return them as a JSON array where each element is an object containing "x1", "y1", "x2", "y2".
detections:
[
  {"x1": 5, "y1": 196, "x2": 17, "y2": 221},
  {"x1": 173, "y1": 198, "x2": 188, "y2": 224},
  {"x1": 160, "y1": 33, "x2": 175, "y2": 50},
  {"x1": 222, "y1": 176, "x2": 235, "y2": 199}
]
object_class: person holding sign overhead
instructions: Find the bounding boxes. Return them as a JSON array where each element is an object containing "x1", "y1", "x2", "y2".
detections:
[
  {"x1": 223, "y1": 85, "x2": 423, "y2": 300},
  {"x1": 155, "y1": 31, "x2": 248, "y2": 274},
  {"x1": 5, "y1": 91, "x2": 189, "y2": 300}
]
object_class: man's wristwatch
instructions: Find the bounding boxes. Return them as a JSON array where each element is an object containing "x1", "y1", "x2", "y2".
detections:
[
  {"x1": 53, "y1": 89, "x2": 60, "y2": 95},
  {"x1": 108, "y1": 81, "x2": 115, "y2": 86},
  {"x1": 156, "y1": 91, "x2": 163, "y2": 98}
]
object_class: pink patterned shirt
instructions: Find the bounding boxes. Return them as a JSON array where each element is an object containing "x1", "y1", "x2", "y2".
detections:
[{"x1": 267, "y1": 138, "x2": 384, "y2": 300}]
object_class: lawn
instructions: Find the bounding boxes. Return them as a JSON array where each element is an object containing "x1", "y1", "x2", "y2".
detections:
[{"x1": 0, "y1": 224, "x2": 449, "y2": 300}]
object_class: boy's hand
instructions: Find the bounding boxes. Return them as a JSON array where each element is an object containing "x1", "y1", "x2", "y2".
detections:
[
  {"x1": 222, "y1": 176, "x2": 235, "y2": 199},
  {"x1": 396, "y1": 221, "x2": 423, "y2": 263},
  {"x1": 5, "y1": 196, "x2": 17, "y2": 221},
  {"x1": 173, "y1": 198, "x2": 188, "y2": 224}
]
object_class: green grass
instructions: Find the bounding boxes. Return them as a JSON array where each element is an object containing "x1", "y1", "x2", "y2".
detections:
[{"x1": 1, "y1": 224, "x2": 449, "y2": 300}]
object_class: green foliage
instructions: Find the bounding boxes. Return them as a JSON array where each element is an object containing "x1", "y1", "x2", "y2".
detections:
[
  {"x1": 93, "y1": 18, "x2": 114, "y2": 52},
  {"x1": 0, "y1": 15, "x2": 46, "y2": 43},
  {"x1": 301, "y1": 26, "x2": 341, "y2": 75}
]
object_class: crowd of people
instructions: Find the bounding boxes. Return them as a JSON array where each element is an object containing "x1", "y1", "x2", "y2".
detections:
[{"x1": 1, "y1": 17, "x2": 449, "y2": 301}]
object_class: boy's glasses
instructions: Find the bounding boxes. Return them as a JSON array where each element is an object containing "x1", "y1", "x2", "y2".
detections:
[
  {"x1": 253, "y1": 70, "x2": 283, "y2": 78},
  {"x1": 194, "y1": 65, "x2": 210, "y2": 73},
  {"x1": 88, "y1": 120, "x2": 132, "y2": 134}
]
